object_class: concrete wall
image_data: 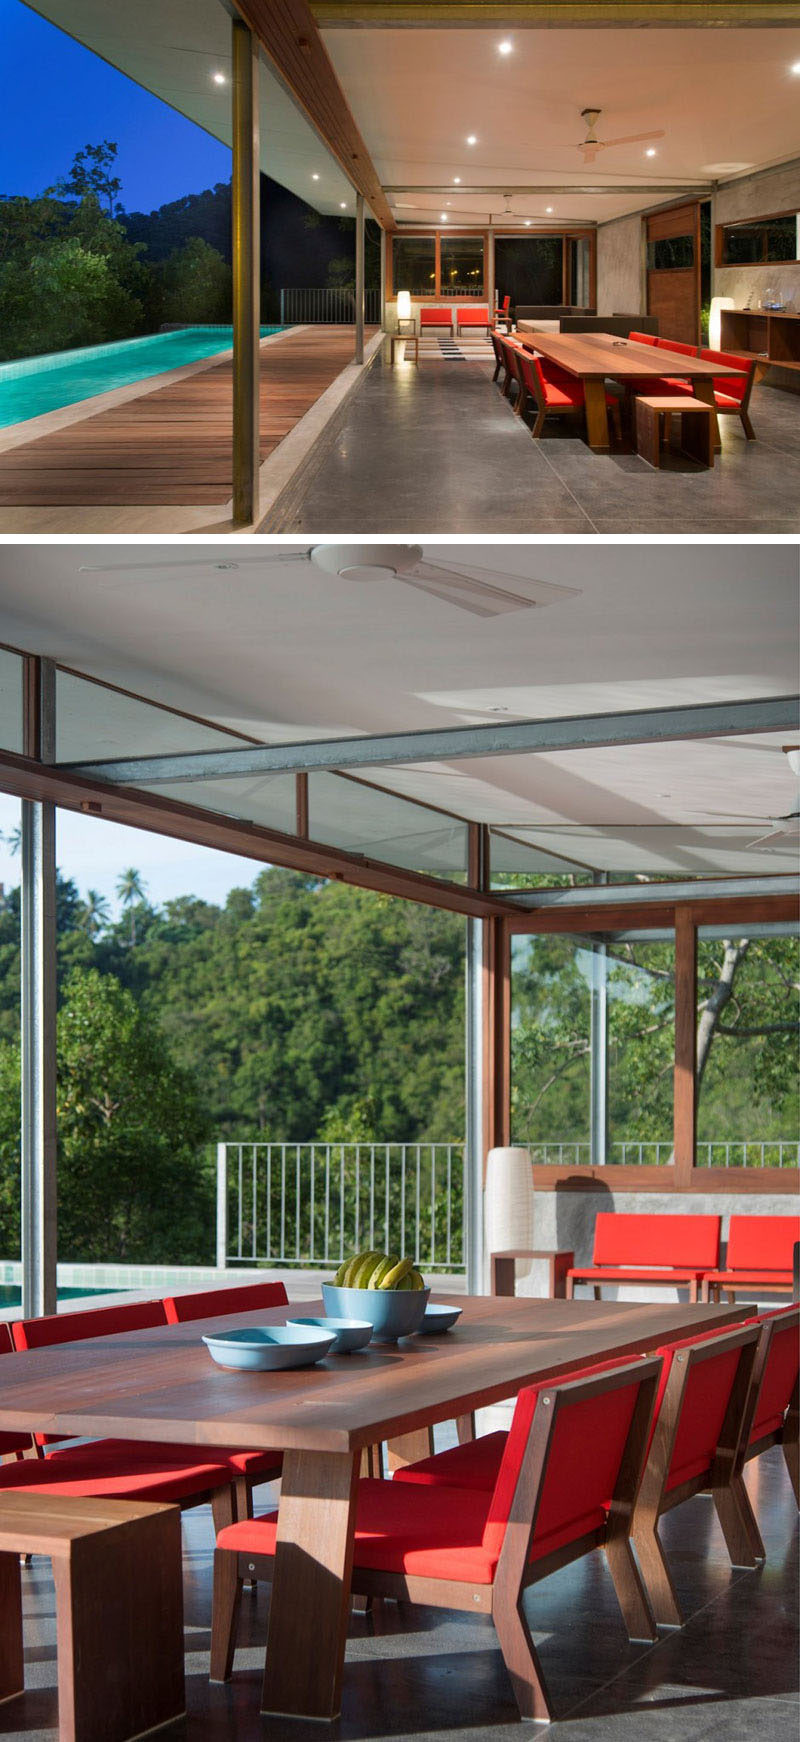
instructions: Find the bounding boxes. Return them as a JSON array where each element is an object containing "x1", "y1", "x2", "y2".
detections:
[
  {"x1": 596, "y1": 213, "x2": 644, "y2": 315},
  {"x1": 714, "y1": 160, "x2": 800, "y2": 313}
]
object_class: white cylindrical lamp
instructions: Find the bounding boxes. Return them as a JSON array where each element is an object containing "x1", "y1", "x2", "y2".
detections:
[{"x1": 484, "y1": 1146, "x2": 535, "y2": 1261}]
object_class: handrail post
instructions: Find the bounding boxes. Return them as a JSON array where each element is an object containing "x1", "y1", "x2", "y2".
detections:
[{"x1": 216, "y1": 1142, "x2": 228, "y2": 1269}]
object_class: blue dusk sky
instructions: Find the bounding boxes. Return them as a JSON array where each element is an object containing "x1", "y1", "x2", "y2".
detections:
[{"x1": 0, "y1": 0, "x2": 232, "y2": 211}]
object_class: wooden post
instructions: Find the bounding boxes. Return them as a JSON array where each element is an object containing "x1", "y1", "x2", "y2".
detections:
[
  {"x1": 674, "y1": 908, "x2": 697, "y2": 1184},
  {"x1": 355, "y1": 192, "x2": 365, "y2": 363},
  {"x1": 232, "y1": 19, "x2": 260, "y2": 527}
]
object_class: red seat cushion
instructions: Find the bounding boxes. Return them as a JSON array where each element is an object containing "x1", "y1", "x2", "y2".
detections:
[
  {"x1": 654, "y1": 339, "x2": 697, "y2": 356},
  {"x1": 590, "y1": 1213, "x2": 720, "y2": 1271},
  {"x1": 0, "y1": 1447, "x2": 230, "y2": 1504},
  {"x1": 699, "y1": 348, "x2": 751, "y2": 401},
  {"x1": 652, "y1": 1333, "x2": 743, "y2": 1490},
  {"x1": 628, "y1": 332, "x2": 658, "y2": 346},
  {"x1": 11, "y1": 1298, "x2": 168, "y2": 1349},
  {"x1": 47, "y1": 1437, "x2": 283, "y2": 1479},
  {"x1": 568, "y1": 1266, "x2": 706, "y2": 1284},
  {"x1": 749, "y1": 1310, "x2": 799, "y2": 1445},
  {"x1": 163, "y1": 1281, "x2": 288, "y2": 1325},
  {"x1": 0, "y1": 1323, "x2": 35, "y2": 1457},
  {"x1": 457, "y1": 308, "x2": 490, "y2": 326},
  {"x1": 726, "y1": 1216, "x2": 800, "y2": 1273},
  {"x1": 394, "y1": 1431, "x2": 508, "y2": 1492}
]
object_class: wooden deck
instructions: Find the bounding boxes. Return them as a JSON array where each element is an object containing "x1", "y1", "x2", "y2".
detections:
[{"x1": 0, "y1": 327, "x2": 374, "y2": 508}]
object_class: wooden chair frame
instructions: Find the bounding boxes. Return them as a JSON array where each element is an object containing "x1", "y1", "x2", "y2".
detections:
[
  {"x1": 631, "y1": 1323, "x2": 762, "y2": 1629},
  {"x1": 210, "y1": 1358, "x2": 661, "y2": 1725},
  {"x1": 727, "y1": 1307, "x2": 799, "y2": 1561}
]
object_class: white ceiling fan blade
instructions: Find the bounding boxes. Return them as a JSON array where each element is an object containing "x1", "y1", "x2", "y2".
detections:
[
  {"x1": 424, "y1": 561, "x2": 581, "y2": 611},
  {"x1": 746, "y1": 822, "x2": 788, "y2": 848},
  {"x1": 596, "y1": 129, "x2": 666, "y2": 149},
  {"x1": 79, "y1": 555, "x2": 302, "y2": 575},
  {"x1": 398, "y1": 566, "x2": 518, "y2": 618},
  {"x1": 580, "y1": 144, "x2": 600, "y2": 164}
]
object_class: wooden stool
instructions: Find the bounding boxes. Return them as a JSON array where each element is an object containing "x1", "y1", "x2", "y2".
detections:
[
  {"x1": 635, "y1": 395, "x2": 715, "y2": 469},
  {"x1": 491, "y1": 1248, "x2": 575, "y2": 1300},
  {"x1": 389, "y1": 332, "x2": 419, "y2": 366},
  {"x1": 0, "y1": 1493, "x2": 184, "y2": 1742}
]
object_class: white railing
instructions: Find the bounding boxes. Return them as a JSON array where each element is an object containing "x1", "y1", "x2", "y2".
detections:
[
  {"x1": 279, "y1": 288, "x2": 382, "y2": 325},
  {"x1": 217, "y1": 1141, "x2": 465, "y2": 1272},
  {"x1": 528, "y1": 1140, "x2": 799, "y2": 1169}
]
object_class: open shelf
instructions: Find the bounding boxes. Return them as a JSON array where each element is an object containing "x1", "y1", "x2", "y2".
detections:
[{"x1": 721, "y1": 308, "x2": 800, "y2": 372}]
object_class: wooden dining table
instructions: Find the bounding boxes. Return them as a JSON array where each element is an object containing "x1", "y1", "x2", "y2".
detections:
[
  {"x1": 517, "y1": 330, "x2": 744, "y2": 452},
  {"x1": 0, "y1": 1292, "x2": 746, "y2": 1722}
]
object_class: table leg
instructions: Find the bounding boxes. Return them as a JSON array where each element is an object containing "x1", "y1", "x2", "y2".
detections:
[
  {"x1": 583, "y1": 381, "x2": 611, "y2": 450},
  {"x1": 0, "y1": 1550, "x2": 23, "y2": 1703},
  {"x1": 261, "y1": 1448, "x2": 360, "y2": 1721},
  {"x1": 386, "y1": 1426, "x2": 434, "y2": 1471},
  {"x1": 691, "y1": 378, "x2": 721, "y2": 450}
]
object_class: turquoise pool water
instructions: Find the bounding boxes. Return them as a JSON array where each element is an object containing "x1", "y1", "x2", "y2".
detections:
[
  {"x1": 0, "y1": 1285, "x2": 129, "y2": 1307},
  {"x1": 0, "y1": 325, "x2": 283, "y2": 429}
]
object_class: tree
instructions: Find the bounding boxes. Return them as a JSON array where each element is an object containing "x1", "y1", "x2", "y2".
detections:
[
  {"x1": 116, "y1": 868, "x2": 148, "y2": 945},
  {"x1": 50, "y1": 141, "x2": 122, "y2": 219},
  {"x1": 158, "y1": 237, "x2": 231, "y2": 324},
  {"x1": 79, "y1": 890, "x2": 111, "y2": 939}
]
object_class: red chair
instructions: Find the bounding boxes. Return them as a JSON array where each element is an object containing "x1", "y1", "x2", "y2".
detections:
[
  {"x1": 628, "y1": 331, "x2": 658, "y2": 346},
  {"x1": 0, "y1": 1324, "x2": 36, "y2": 1462},
  {"x1": 489, "y1": 327, "x2": 507, "y2": 382},
  {"x1": 730, "y1": 1304, "x2": 799, "y2": 1559},
  {"x1": 654, "y1": 338, "x2": 698, "y2": 356},
  {"x1": 566, "y1": 1212, "x2": 721, "y2": 1301},
  {"x1": 701, "y1": 1215, "x2": 799, "y2": 1302},
  {"x1": 210, "y1": 1358, "x2": 662, "y2": 1722},
  {"x1": 498, "y1": 336, "x2": 528, "y2": 411},
  {"x1": 515, "y1": 349, "x2": 621, "y2": 442},
  {"x1": 419, "y1": 306, "x2": 454, "y2": 335},
  {"x1": 492, "y1": 294, "x2": 512, "y2": 331},
  {"x1": 456, "y1": 305, "x2": 491, "y2": 333},
  {"x1": 163, "y1": 1279, "x2": 288, "y2": 1324},
  {"x1": 630, "y1": 1322, "x2": 761, "y2": 1626},
  {"x1": 7, "y1": 1298, "x2": 283, "y2": 1516},
  {"x1": 699, "y1": 347, "x2": 758, "y2": 439}
]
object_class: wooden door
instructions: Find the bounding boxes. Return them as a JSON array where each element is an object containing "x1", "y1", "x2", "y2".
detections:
[{"x1": 646, "y1": 202, "x2": 701, "y2": 347}]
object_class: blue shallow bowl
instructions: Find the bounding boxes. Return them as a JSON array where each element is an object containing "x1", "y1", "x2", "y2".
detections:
[
  {"x1": 322, "y1": 1283, "x2": 430, "y2": 1343},
  {"x1": 202, "y1": 1323, "x2": 336, "y2": 1371},
  {"x1": 418, "y1": 1304, "x2": 462, "y2": 1335},
  {"x1": 287, "y1": 1315, "x2": 373, "y2": 1355}
]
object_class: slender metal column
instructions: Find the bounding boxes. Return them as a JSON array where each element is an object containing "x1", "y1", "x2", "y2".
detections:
[
  {"x1": 379, "y1": 226, "x2": 387, "y2": 330},
  {"x1": 487, "y1": 227, "x2": 495, "y2": 314},
  {"x1": 465, "y1": 916, "x2": 485, "y2": 1295},
  {"x1": 589, "y1": 941, "x2": 609, "y2": 1166},
  {"x1": 231, "y1": 19, "x2": 260, "y2": 527},
  {"x1": 355, "y1": 192, "x2": 365, "y2": 363},
  {"x1": 20, "y1": 659, "x2": 57, "y2": 1317}
]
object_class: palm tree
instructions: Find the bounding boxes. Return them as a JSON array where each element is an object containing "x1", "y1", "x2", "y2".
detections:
[
  {"x1": 116, "y1": 867, "x2": 148, "y2": 945},
  {"x1": 3, "y1": 825, "x2": 21, "y2": 856},
  {"x1": 79, "y1": 889, "x2": 111, "y2": 938}
]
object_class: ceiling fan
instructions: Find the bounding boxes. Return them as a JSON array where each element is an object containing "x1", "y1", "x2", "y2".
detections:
[
  {"x1": 577, "y1": 108, "x2": 665, "y2": 166},
  {"x1": 79, "y1": 546, "x2": 581, "y2": 619},
  {"x1": 704, "y1": 745, "x2": 800, "y2": 849},
  {"x1": 274, "y1": 546, "x2": 581, "y2": 618}
]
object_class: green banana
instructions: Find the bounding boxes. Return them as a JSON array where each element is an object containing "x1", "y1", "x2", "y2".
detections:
[
  {"x1": 351, "y1": 1250, "x2": 384, "y2": 1289},
  {"x1": 332, "y1": 1258, "x2": 350, "y2": 1286},
  {"x1": 332, "y1": 1250, "x2": 426, "y2": 1291},
  {"x1": 409, "y1": 1269, "x2": 425, "y2": 1291},
  {"x1": 379, "y1": 1256, "x2": 413, "y2": 1290},
  {"x1": 368, "y1": 1255, "x2": 398, "y2": 1289}
]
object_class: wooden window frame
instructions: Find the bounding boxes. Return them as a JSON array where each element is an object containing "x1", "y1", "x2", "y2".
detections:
[
  {"x1": 387, "y1": 228, "x2": 597, "y2": 307},
  {"x1": 487, "y1": 895, "x2": 799, "y2": 1195},
  {"x1": 715, "y1": 207, "x2": 800, "y2": 269}
]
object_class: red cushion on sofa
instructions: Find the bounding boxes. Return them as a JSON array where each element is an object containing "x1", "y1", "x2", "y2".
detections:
[{"x1": 592, "y1": 1213, "x2": 720, "y2": 1271}]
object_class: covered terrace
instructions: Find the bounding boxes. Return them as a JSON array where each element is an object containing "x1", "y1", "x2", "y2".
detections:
[
  {"x1": 0, "y1": 541, "x2": 798, "y2": 1740},
  {"x1": 4, "y1": 1, "x2": 799, "y2": 532}
]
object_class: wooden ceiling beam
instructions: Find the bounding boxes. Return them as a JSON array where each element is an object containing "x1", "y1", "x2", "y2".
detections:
[
  {"x1": 311, "y1": 3, "x2": 799, "y2": 24},
  {"x1": 231, "y1": 0, "x2": 395, "y2": 229}
]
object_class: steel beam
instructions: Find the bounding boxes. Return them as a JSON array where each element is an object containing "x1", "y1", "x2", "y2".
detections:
[
  {"x1": 68, "y1": 694, "x2": 800, "y2": 785},
  {"x1": 231, "y1": 19, "x2": 260, "y2": 528},
  {"x1": 311, "y1": 3, "x2": 800, "y2": 25},
  {"x1": 20, "y1": 659, "x2": 57, "y2": 1319},
  {"x1": 384, "y1": 183, "x2": 712, "y2": 196},
  {"x1": 355, "y1": 191, "x2": 365, "y2": 363},
  {"x1": 507, "y1": 872, "x2": 800, "y2": 909},
  {"x1": 464, "y1": 917, "x2": 485, "y2": 1294}
]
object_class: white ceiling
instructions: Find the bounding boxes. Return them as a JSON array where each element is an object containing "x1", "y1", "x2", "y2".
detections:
[
  {"x1": 23, "y1": 6, "x2": 800, "y2": 227},
  {"x1": 322, "y1": 25, "x2": 800, "y2": 225},
  {"x1": 0, "y1": 542, "x2": 797, "y2": 878},
  {"x1": 25, "y1": 0, "x2": 356, "y2": 216}
]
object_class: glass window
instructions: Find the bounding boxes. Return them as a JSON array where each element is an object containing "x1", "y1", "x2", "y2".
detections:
[
  {"x1": 606, "y1": 940, "x2": 675, "y2": 1165},
  {"x1": 309, "y1": 774, "x2": 468, "y2": 878},
  {"x1": 440, "y1": 236, "x2": 484, "y2": 295},
  {"x1": 494, "y1": 237, "x2": 563, "y2": 309},
  {"x1": 392, "y1": 237, "x2": 436, "y2": 296},
  {"x1": 0, "y1": 648, "x2": 23, "y2": 753},
  {"x1": 489, "y1": 829, "x2": 594, "y2": 887},
  {"x1": 695, "y1": 927, "x2": 799, "y2": 1169},
  {"x1": 56, "y1": 669, "x2": 250, "y2": 763},
  {"x1": 647, "y1": 234, "x2": 695, "y2": 270},
  {"x1": 720, "y1": 213, "x2": 799, "y2": 266},
  {"x1": 510, "y1": 934, "x2": 591, "y2": 1160}
]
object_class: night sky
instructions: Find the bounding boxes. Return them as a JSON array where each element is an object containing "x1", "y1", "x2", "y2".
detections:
[{"x1": 0, "y1": 0, "x2": 233, "y2": 210}]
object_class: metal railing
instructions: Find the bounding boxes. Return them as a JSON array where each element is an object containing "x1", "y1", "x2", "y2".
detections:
[
  {"x1": 217, "y1": 1141, "x2": 465, "y2": 1271},
  {"x1": 527, "y1": 1140, "x2": 799, "y2": 1169},
  {"x1": 279, "y1": 288, "x2": 382, "y2": 325}
]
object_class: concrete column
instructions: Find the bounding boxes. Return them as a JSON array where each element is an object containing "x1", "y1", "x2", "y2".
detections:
[
  {"x1": 355, "y1": 192, "x2": 365, "y2": 363},
  {"x1": 379, "y1": 226, "x2": 387, "y2": 330},
  {"x1": 465, "y1": 916, "x2": 485, "y2": 1294},
  {"x1": 20, "y1": 658, "x2": 57, "y2": 1318},
  {"x1": 231, "y1": 19, "x2": 260, "y2": 527}
]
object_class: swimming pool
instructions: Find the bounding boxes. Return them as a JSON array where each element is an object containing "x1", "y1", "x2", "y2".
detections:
[
  {"x1": 0, "y1": 1284, "x2": 131, "y2": 1307},
  {"x1": 0, "y1": 325, "x2": 284, "y2": 429}
]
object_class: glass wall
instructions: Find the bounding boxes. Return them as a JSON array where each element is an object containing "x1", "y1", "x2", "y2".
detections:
[
  {"x1": 607, "y1": 939, "x2": 675, "y2": 1164},
  {"x1": 440, "y1": 236, "x2": 484, "y2": 295},
  {"x1": 392, "y1": 236, "x2": 436, "y2": 295},
  {"x1": 510, "y1": 934, "x2": 591, "y2": 1159},
  {"x1": 494, "y1": 236, "x2": 563, "y2": 309},
  {"x1": 695, "y1": 925, "x2": 799, "y2": 1167}
]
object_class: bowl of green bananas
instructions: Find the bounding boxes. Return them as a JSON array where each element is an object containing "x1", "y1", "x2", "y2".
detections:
[{"x1": 322, "y1": 1251, "x2": 430, "y2": 1342}]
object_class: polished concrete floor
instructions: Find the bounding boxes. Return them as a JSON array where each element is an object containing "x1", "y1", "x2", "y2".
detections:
[
  {"x1": 288, "y1": 352, "x2": 800, "y2": 535},
  {"x1": 5, "y1": 1443, "x2": 797, "y2": 1741}
]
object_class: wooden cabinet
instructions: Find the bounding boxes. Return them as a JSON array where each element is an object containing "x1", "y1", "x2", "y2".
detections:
[{"x1": 720, "y1": 308, "x2": 800, "y2": 373}]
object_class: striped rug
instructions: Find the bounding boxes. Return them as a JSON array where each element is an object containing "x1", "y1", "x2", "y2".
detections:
[{"x1": 417, "y1": 333, "x2": 495, "y2": 363}]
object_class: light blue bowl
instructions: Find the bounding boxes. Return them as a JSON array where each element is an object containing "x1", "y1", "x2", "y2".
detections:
[
  {"x1": 322, "y1": 1283, "x2": 430, "y2": 1343},
  {"x1": 418, "y1": 1304, "x2": 462, "y2": 1335},
  {"x1": 202, "y1": 1323, "x2": 336, "y2": 1371},
  {"x1": 287, "y1": 1315, "x2": 373, "y2": 1355}
]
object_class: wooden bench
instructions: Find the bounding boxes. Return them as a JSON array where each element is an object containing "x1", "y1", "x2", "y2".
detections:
[
  {"x1": 0, "y1": 1492, "x2": 184, "y2": 1742},
  {"x1": 700, "y1": 1215, "x2": 800, "y2": 1303},
  {"x1": 566, "y1": 1212, "x2": 721, "y2": 1302},
  {"x1": 419, "y1": 307, "x2": 454, "y2": 334}
]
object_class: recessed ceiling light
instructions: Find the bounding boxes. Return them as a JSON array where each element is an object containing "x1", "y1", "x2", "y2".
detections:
[
  {"x1": 453, "y1": 177, "x2": 461, "y2": 185},
  {"x1": 498, "y1": 39, "x2": 513, "y2": 55},
  {"x1": 791, "y1": 60, "x2": 800, "y2": 73},
  {"x1": 440, "y1": 212, "x2": 448, "y2": 221},
  {"x1": 212, "y1": 71, "x2": 226, "y2": 85},
  {"x1": 524, "y1": 220, "x2": 531, "y2": 227},
  {"x1": 466, "y1": 134, "x2": 478, "y2": 146},
  {"x1": 546, "y1": 206, "x2": 554, "y2": 214},
  {"x1": 446, "y1": 201, "x2": 452, "y2": 207},
  {"x1": 645, "y1": 148, "x2": 657, "y2": 157},
  {"x1": 340, "y1": 201, "x2": 347, "y2": 208},
  {"x1": 312, "y1": 173, "x2": 320, "y2": 181}
]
